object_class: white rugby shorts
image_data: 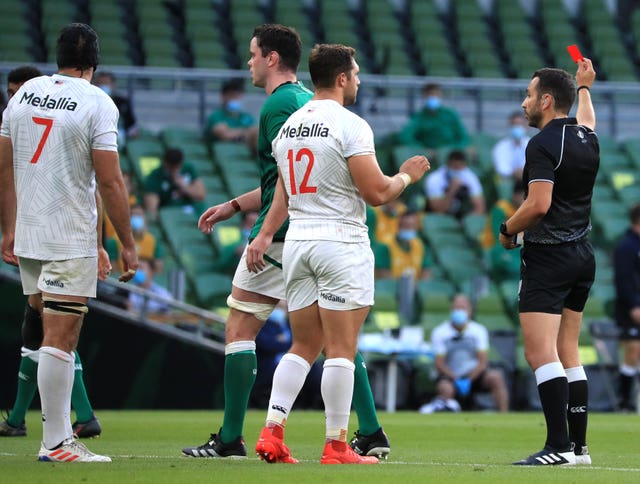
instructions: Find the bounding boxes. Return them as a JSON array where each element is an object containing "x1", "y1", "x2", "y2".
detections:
[
  {"x1": 19, "y1": 256, "x2": 98, "y2": 298},
  {"x1": 283, "y1": 239, "x2": 374, "y2": 312},
  {"x1": 232, "y1": 242, "x2": 286, "y2": 300}
]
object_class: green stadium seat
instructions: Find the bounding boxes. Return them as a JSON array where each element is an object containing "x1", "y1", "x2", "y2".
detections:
[{"x1": 373, "y1": 278, "x2": 398, "y2": 312}]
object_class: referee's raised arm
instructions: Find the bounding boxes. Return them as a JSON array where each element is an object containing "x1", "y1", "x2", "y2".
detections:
[{"x1": 575, "y1": 58, "x2": 596, "y2": 130}]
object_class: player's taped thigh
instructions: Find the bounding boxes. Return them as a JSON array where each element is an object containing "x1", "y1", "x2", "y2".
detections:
[
  {"x1": 226, "y1": 295, "x2": 275, "y2": 322},
  {"x1": 21, "y1": 304, "x2": 43, "y2": 350},
  {"x1": 42, "y1": 296, "x2": 89, "y2": 316}
]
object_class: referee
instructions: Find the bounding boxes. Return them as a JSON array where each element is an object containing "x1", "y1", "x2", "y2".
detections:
[{"x1": 500, "y1": 58, "x2": 598, "y2": 466}]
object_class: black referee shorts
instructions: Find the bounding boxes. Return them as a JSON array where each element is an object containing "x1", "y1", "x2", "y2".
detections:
[{"x1": 518, "y1": 239, "x2": 595, "y2": 314}]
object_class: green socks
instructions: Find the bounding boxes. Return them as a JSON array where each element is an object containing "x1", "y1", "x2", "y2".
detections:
[
  {"x1": 220, "y1": 350, "x2": 257, "y2": 443},
  {"x1": 7, "y1": 356, "x2": 38, "y2": 428},
  {"x1": 71, "y1": 351, "x2": 94, "y2": 423},
  {"x1": 352, "y1": 352, "x2": 381, "y2": 436}
]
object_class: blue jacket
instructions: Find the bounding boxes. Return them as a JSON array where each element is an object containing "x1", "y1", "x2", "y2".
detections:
[{"x1": 614, "y1": 228, "x2": 640, "y2": 325}]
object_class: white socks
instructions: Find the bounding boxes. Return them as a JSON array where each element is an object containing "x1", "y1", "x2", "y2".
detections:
[
  {"x1": 38, "y1": 346, "x2": 74, "y2": 449},
  {"x1": 266, "y1": 353, "x2": 311, "y2": 426},
  {"x1": 322, "y1": 358, "x2": 355, "y2": 442}
]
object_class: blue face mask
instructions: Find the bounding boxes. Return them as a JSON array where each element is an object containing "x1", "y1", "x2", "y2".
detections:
[
  {"x1": 98, "y1": 84, "x2": 111, "y2": 96},
  {"x1": 132, "y1": 269, "x2": 147, "y2": 285},
  {"x1": 397, "y1": 229, "x2": 417, "y2": 242},
  {"x1": 131, "y1": 215, "x2": 145, "y2": 231},
  {"x1": 450, "y1": 308, "x2": 468, "y2": 326},
  {"x1": 424, "y1": 96, "x2": 441, "y2": 110},
  {"x1": 448, "y1": 168, "x2": 465, "y2": 179},
  {"x1": 510, "y1": 125, "x2": 526, "y2": 140},
  {"x1": 226, "y1": 99, "x2": 243, "y2": 112}
]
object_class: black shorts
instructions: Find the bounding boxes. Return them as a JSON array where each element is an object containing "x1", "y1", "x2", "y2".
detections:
[
  {"x1": 518, "y1": 239, "x2": 595, "y2": 314},
  {"x1": 617, "y1": 322, "x2": 640, "y2": 341}
]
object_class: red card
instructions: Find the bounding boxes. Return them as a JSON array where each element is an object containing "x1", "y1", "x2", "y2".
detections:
[{"x1": 567, "y1": 44, "x2": 584, "y2": 63}]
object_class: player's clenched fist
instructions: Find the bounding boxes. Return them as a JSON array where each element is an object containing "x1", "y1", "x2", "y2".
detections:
[{"x1": 399, "y1": 155, "x2": 430, "y2": 183}]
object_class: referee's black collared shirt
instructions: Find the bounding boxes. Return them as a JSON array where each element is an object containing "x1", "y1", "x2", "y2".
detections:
[{"x1": 523, "y1": 117, "x2": 600, "y2": 245}]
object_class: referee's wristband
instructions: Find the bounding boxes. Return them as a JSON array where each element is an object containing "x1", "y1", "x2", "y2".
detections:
[
  {"x1": 229, "y1": 199, "x2": 241, "y2": 212},
  {"x1": 397, "y1": 172, "x2": 412, "y2": 189},
  {"x1": 577, "y1": 85, "x2": 590, "y2": 93}
]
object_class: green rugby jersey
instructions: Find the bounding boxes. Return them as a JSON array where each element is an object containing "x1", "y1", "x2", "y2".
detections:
[{"x1": 251, "y1": 81, "x2": 313, "y2": 241}]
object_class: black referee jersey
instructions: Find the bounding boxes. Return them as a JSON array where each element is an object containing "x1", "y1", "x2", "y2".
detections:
[{"x1": 523, "y1": 117, "x2": 599, "y2": 245}]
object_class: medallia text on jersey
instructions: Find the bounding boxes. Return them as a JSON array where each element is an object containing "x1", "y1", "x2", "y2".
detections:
[
  {"x1": 280, "y1": 122, "x2": 329, "y2": 138},
  {"x1": 19, "y1": 91, "x2": 78, "y2": 111}
]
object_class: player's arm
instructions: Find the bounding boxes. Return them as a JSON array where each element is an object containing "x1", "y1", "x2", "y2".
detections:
[
  {"x1": 349, "y1": 153, "x2": 430, "y2": 206},
  {"x1": 575, "y1": 58, "x2": 596, "y2": 130},
  {"x1": 500, "y1": 181, "x2": 552, "y2": 249},
  {"x1": 93, "y1": 149, "x2": 138, "y2": 281},
  {"x1": 198, "y1": 187, "x2": 262, "y2": 234},
  {"x1": 246, "y1": 171, "x2": 289, "y2": 273},
  {"x1": 175, "y1": 175, "x2": 206, "y2": 201},
  {"x1": 95, "y1": 190, "x2": 112, "y2": 281},
  {"x1": 0, "y1": 135, "x2": 18, "y2": 265}
]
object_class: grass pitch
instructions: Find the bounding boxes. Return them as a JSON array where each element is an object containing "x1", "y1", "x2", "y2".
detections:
[{"x1": 1, "y1": 410, "x2": 639, "y2": 483}]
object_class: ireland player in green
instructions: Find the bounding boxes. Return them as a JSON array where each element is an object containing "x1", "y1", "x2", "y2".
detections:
[{"x1": 183, "y1": 24, "x2": 389, "y2": 460}]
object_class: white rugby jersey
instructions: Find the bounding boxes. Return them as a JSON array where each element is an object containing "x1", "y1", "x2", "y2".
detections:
[
  {"x1": 272, "y1": 99, "x2": 375, "y2": 242},
  {"x1": 0, "y1": 74, "x2": 118, "y2": 260}
]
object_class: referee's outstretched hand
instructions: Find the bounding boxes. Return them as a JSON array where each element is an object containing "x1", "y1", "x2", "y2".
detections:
[{"x1": 575, "y1": 58, "x2": 595, "y2": 89}]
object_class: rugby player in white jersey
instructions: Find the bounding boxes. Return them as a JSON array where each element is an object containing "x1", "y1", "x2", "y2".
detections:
[
  {"x1": 0, "y1": 23, "x2": 137, "y2": 462},
  {"x1": 246, "y1": 43, "x2": 430, "y2": 464}
]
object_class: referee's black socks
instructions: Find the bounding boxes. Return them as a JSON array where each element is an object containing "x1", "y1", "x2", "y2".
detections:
[
  {"x1": 566, "y1": 366, "x2": 588, "y2": 449},
  {"x1": 535, "y1": 362, "x2": 570, "y2": 451}
]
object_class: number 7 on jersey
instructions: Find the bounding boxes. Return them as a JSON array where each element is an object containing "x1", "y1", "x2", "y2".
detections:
[
  {"x1": 287, "y1": 148, "x2": 317, "y2": 195},
  {"x1": 30, "y1": 117, "x2": 53, "y2": 164}
]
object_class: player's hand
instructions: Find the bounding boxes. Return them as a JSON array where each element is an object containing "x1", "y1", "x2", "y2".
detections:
[
  {"x1": 119, "y1": 246, "x2": 139, "y2": 282},
  {"x1": 245, "y1": 233, "x2": 273, "y2": 273},
  {"x1": 398, "y1": 155, "x2": 430, "y2": 183},
  {"x1": 198, "y1": 202, "x2": 236, "y2": 234},
  {"x1": 575, "y1": 57, "x2": 595, "y2": 89},
  {"x1": 97, "y1": 247, "x2": 112, "y2": 281},
  {"x1": 0, "y1": 234, "x2": 18, "y2": 266},
  {"x1": 499, "y1": 232, "x2": 520, "y2": 250}
]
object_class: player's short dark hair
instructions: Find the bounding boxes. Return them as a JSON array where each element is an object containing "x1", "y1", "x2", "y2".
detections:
[
  {"x1": 252, "y1": 24, "x2": 302, "y2": 73},
  {"x1": 222, "y1": 78, "x2": 244, "y2": 95},
  {"x1": 509, "y1": 110, "x2": 525, "y2": 122},
  {"x1": 531, "y1": 67, "x2": 576, "y2": 114},
  {"x1": 630, "y1": 204, "x2": 640, "y2": 225},
  {"x1": 56, "y1": 23, "x2": 100, "y2": 71},
  {"x1": 8, "y1": 66, "x2": 42, "y2": 84},
  {"x1": 309, "y1": 44, "x2": 356, "y2": 89},
  {"x1": 164, "y1": 148, "x2": 183, "y2": 166}
]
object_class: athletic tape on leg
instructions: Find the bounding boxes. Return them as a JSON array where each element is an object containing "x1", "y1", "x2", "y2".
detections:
[
  {"x1": 42, "y1": 297, "x2": 88, "y2": 316},
  {"x1": 225, "y1": 340, "x2": 256, "y2": 355},
  {"x1": 226, "y1": 295, "x2": 275, "y2": 321}
]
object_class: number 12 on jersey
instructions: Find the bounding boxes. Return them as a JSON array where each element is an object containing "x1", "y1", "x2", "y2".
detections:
[{"x1": 287, "y1": 148, "x2": 317, "y2": 195}]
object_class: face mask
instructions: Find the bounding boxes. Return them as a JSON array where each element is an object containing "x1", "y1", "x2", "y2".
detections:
[
  {"x1": 424, "y1": 96, "x2": 441, "y2": 110},
  {"x1": 448, "y1": 168, "x2": 465, "y2": 179},
  {"x1": 510, "y1": 125, "x2": 526, "y2": 140},
  {"x1": 270, "y1": 307, "x2": 287, "y2": 325},
  {"x1": 226, "y1": 99, "x2": 242, "y2": 112},
  {"x1": 132, "y1": 269, "x2": 147, "y2": 285},
  {"x1": 98, "y1": 84, "x2": 111, "y2": 96},
  {"x1": 131, "y1": 215, "x2": 145, "y2": 231},
  {"x1": 397, "y1": 229, "x2": 417, "y2": 242},
  {"x1": 450, "y1": 308, "x2": 468, "y2": 326}
]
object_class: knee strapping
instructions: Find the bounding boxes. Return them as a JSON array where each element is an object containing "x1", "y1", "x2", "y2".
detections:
[
  {"x1": 42, "y1": 297, "x2": 88, "y2": 316},
  {"x1": 226, "y1": 295, "x2": 275, "y2": 321},
  {"x1": 21, "y1": 304, "x2": 43, "y2": 350}
]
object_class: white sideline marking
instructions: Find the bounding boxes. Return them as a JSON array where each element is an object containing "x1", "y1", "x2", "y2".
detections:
[{"x1": 2, "y1": 452, "x2": 639, "y2": 472}]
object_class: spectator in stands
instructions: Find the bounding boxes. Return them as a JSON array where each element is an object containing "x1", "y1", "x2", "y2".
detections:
[
  {"x1": 381, "y1": 211, "x2": 431, "y2": 280},
  {"x1": 2, "y1": 66, "x2": 43, "y2": 124},
  {"x1": 93, "y1": 71, "x2": 139, "y2": 146},
  {"x1": 143, "y1": 148, "x2": 206, "y2": 220},
  {"x1": 425, "y1": 150, "x2": 485, "y2": 219},
  {"x1": 205, "y1": 79, "x2": 258, "y2": 153},
  {"x1": 371, "y1": 198, "x2": 408, "y2": 245},
  {"x1": 106, "y1": 204, "x2": 164, "y2": 274},
  {"x1": 614, "y1": 203, "x2": 640, "y2": 411},
  {"x1": 397, "y1": 83, "x2": 471, "y2": 157},
  {"x1": 127, "y1": 259, "x2": 172, "y2": 313},
  {"x1": 419, "y1": 294, "x2": 509, "y2": 414},
  {"x1": 481, "y1": 181, "x2": 525, "y2": 279},
  {"x1": 492, "y1": 111, "x2": 530, "y2": 181}
]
